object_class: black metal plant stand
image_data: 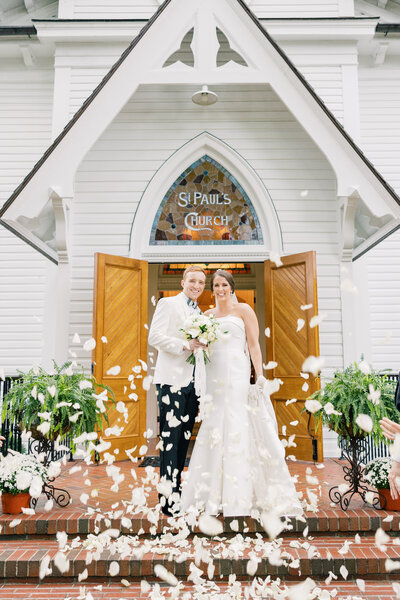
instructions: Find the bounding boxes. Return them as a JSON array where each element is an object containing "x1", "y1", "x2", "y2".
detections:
[
  {"x1": 329, "y1": 436, "x2": 386, "y2": 511},
  {"x1": 28, "y1": 438, "x2": 72, "y2": 508}
]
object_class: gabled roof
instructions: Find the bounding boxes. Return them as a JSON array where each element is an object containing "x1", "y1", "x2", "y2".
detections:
[{"x1": 1, "y1": 0, "x2": 400, "y2": 263}]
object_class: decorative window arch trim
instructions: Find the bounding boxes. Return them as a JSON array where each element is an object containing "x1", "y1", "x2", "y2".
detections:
[{"x1": 129, "y1": 132, "x2": 283, "y2": 261}]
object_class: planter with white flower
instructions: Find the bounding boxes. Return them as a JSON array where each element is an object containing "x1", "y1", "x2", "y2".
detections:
[
  {"x1": 364, "y1": 457, "x2": 400, "y2": 511},
  {"x1": 3, "y1": 361, "x2": 115, "y2": 507},
  {"x1": 0, "y1": 451, "x2": 48, "y2": 513},
  {"x1": 305, "y1": 362, "x2": 398, "y2": 510}
]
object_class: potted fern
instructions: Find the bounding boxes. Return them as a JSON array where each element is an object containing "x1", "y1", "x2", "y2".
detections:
[
  {"x1": 305, "y1": 362, "x2": 398, "y2": 510},
  {"x1": 3, "y1": 361, "x2": 115, "y2": 455},
  {"x1": 306, "y1": 362, "x2": 398, "y2": 442}
]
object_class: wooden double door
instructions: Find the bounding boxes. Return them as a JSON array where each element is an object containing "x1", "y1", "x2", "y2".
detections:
[{"x1": 92, "y1": 251, "x2": 323, "y2": 463}]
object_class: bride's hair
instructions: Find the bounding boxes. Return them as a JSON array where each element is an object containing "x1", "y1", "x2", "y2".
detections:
[{"x1": 211, "y1": 269, "x2": 235, "y2": 292}]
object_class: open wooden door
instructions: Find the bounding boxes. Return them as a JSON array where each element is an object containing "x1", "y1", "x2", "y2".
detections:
[
  {"x1": 93, "y1": 253, "x2": 148, "y2": 461},
  {"x1": 265, "y1": 251, "x2": 323, "y2": 462}
]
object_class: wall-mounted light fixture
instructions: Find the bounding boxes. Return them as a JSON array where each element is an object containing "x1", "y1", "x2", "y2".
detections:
[{"x1": 191, "y1": 85, "x2": 218, "y2": 106}]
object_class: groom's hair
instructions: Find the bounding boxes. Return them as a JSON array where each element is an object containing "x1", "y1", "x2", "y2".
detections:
[{"x1": 182, "y1": 265, "x2": 206, "y2": 280}]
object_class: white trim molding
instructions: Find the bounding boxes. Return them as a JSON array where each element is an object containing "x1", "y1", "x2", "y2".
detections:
[{"x1": 129, "y1": 132, "x2": 283, "y2": 262}]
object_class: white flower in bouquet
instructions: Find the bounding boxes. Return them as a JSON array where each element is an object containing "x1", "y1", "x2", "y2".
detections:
[{"x1": 180, "y1": 314, "x2": 221, "y2": 365}]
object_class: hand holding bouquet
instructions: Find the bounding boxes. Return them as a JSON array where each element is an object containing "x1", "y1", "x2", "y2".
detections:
[{"x1": 180, "y1": 314, "x2": 221, "y2": 365}]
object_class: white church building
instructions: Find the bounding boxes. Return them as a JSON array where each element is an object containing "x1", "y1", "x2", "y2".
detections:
[{"x1": 1, "y1": 0, "x2": 400, "y2": 461}]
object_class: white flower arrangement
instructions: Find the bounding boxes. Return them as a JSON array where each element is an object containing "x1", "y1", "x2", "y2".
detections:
[
  {"x1": 0, "y1": 451, "x2": 48, "y2": 497},
  {"x1": 180, "y1": 314, "x2": 221, "y2": 365},
  {"x1": 364, "y1": 457, "x2": 391, "y2": 490}
]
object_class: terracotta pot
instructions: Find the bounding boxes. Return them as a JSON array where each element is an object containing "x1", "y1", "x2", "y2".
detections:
[
  {"x1": 1, "y1": 492, "x2": 31, "y2": 514},
  {"x1": 378, "y1": 488, "x2": 400, "y2": 511}
]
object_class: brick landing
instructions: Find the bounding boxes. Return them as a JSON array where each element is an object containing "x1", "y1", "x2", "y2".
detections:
[{"x1": 0, "y1": 458, "x2": 397, "y2": 537}]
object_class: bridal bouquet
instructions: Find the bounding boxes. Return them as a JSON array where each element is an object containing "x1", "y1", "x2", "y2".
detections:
[{"x1": 180, "y1": 314, "x2": 221, "y2": 365}]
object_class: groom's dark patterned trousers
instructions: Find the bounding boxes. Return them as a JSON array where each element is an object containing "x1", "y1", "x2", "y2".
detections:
[{"x1": 156, "y1": 381, "x2": 199, "y2": 511}]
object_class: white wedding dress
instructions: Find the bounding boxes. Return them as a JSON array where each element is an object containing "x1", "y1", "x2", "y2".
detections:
[{"x1": 181, "y1": 315, "x2": 303, "y2": 518}]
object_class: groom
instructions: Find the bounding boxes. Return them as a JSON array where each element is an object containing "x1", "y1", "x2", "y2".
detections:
[{"x1": 148, "y1": 265, "x2": 206, "y2": 515}]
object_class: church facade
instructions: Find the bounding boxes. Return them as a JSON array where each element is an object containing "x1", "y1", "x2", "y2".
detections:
[{"x1": 1, "y1": 0, "x2": 400, "y2": 459}]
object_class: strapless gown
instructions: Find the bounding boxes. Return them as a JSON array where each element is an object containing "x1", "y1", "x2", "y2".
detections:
[{"x1": 181, "y1": 315, "x2": 303, "y2": 518}]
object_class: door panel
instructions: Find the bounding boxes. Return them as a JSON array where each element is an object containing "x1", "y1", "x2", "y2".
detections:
[
  {"x1": 265, "y1": 251, "x2": 323, "y2": 462},
  {"x1": 93, "y1": 253, "x2": 148, "y2": 461}
]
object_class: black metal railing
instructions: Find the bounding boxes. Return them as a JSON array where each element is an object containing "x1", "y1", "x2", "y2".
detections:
[
  {"x1": 0, "y1": 376, "x2": 73, "y2": 462},
  {"x1": 0, "y1": 377, "x2": 22, "y2": 456}
]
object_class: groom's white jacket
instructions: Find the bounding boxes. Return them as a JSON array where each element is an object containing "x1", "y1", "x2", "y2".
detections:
[{"x1": 148, "y1": 292, "x2": 195, "y2": 387}]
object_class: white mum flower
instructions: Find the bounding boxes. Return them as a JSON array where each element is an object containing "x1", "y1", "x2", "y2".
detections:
[{"x1": 16, "y1": 471, "x2": 32, "y2": 491}]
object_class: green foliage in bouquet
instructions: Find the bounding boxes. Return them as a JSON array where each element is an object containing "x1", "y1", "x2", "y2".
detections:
[
  {"x1": 3, "y1": 361, "x2": 115, "y2": 451},
  {"x1": 364, "y1": 457, "x2": 392, "y2": 490},
  {"x1": 306, "y1": 362, "x2": 398, "y2": 443}
]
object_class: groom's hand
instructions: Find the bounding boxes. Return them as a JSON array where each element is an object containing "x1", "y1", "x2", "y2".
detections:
[{"x1": 188, "y1": 339, "x2": 207, "y2": 351}]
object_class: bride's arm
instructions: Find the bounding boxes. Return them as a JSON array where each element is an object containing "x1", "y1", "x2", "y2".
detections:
[{"x1": 239, "y1": 304, "x2": 263, "y2": 379}]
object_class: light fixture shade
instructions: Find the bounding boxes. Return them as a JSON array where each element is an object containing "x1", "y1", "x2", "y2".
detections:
[{"x1": 192, "y1": 85, "x2": 218, "y2": 106}]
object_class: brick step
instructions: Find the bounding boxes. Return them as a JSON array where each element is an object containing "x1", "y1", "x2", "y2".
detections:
[
  {"x1": 0, "y1": 580, "x2": 398, "y2": 600},
  {"x1": 0, "y1": 580, "x2": 397, "y2": 600},
  {"x1": 1, "y1": 535, "x2": 400, "y2": 581},
  {"x1": 0, "y1": 510, "x2": 398, "y2": 538}
]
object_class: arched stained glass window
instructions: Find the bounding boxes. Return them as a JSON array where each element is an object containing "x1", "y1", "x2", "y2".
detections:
[{"x1": 150, "y1": 155, "x2": 263, "y2": 245}]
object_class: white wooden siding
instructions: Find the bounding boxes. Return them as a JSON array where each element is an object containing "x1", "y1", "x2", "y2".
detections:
[
  {"x1": 69, "y1": 0, "x2": 343, "y2": 19},
  {"x1": 0, "y1": 68, "x2": 54, "y2": 375},
  {"x1": 359, "y1": 65, "x2": 400, "y2": 372},
  {"x1": 70, "y1": 84, "x2": 343, "y2": 376}
]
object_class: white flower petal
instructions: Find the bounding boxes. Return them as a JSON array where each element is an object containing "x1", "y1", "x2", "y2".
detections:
[
  {"x1": 109, "y1": 561, "x2": 120, "y2": 577},
  {"x1": 83, "y1": 338, "x2": 96, "y2": 352},
  {"x1": 198, "y1": 515, "x2": 223, "y2": 537},
  {"x1": 355, "y1": 414, "x2": 373, "y2": 433},
  {"x1": 305, "y1": 399, "x2": 322, "y2": 414},
  {"x1": 106, "y1": 365, "x2": 121, "y2": 376},
  {"x1": 154, "y1": 564, "x2": 178, "y2": 587}
]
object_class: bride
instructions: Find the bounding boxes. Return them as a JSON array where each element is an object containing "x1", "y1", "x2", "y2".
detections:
[{"x1": 181, "y1": 269, "x2": 303, "y2": 518}]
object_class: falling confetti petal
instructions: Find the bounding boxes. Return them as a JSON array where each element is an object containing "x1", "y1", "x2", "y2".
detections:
[
  {"x1": 109, "y1": 561, "x2": 120, "y2": 577},
  {"x1": 386, "y1": 559, "x2": 400, "y2": 572},
  {"x1": 302, "y1": 355, "x2": 325, "y2": 376},
  {"x1": 198, "y1": 515, "x2": 223, "y2": 536},
  {"x1": 83, "y1": 338, "x2": 96, "y2": 352},
  {"x1": 340, "y1": 565, "x2": 348, "y2": 580},
  {"x1": 264, "y1": 361, "x2": 277, "y2": 370},
  {"x1": 358, "y1": 360, "x2": 371, "y2": 374},
  {"x1": 106, "y1": 365, "x2": 121, "y2": 376},
  {"x1": 154, "y1": 564, "x2": 178, "y2": 587},
  {"x1": 355, "y1": 414, "x2": 373, "y2": 433},
  {"x1": 305, "y1": 399, "x2": 322, "y2": 413},
  {"x1": 301, "y1": 304, "x2": 313, "y2": 311},
  {"x1": 309, "y1": 315, "x2": 325, "y2": 328},
  {"x1": 296, "y1": 319, "x2": 305, "y2": 332},
  {"x1": 270, "y1": 251, "x2": 283, "y2": 267},
  {"x1": 39, "y1": 555, "x2": 51, "y2": 580},
  {"x1": 356, "y1": 579, "x2": 365, "y2": 592}
]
